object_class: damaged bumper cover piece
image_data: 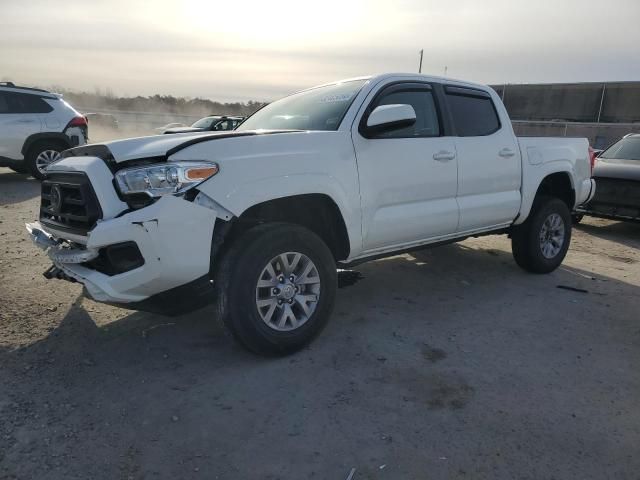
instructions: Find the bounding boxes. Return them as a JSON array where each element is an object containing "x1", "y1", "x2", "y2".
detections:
[
  {"x1": 26, "y1": 222, "x2": 99, "y2": 263},
  {"x1": 26, "y1": 195, "x2": 218, "y2": 308}
]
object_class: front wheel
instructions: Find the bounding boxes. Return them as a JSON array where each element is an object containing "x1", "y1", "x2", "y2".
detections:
[
  {"x1": 511, "y1": 196, "x2": 572, "y2": 274},
  {"x1": 215, "y1": 223, "x2": 337, "y2": 356}
]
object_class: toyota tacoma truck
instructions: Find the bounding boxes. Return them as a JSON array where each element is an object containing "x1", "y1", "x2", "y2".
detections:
[{"x1": 26, "y1": 74, "x2": 596, "y2": 355}]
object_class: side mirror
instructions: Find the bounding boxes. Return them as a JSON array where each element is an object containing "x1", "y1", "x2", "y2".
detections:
[{"x1": 365, "y1": 104, "x2": 416, "y2": 136}]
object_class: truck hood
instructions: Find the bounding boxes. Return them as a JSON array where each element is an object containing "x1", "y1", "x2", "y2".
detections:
[
  {"x1": 593, "y1": 157, "x2": 640, "y2": 181},
  {"x1": 63, "y1": 130, "x2": 297, "y2": 164}
]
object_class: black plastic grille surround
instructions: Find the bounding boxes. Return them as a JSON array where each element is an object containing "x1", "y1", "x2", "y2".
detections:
[
  {"x1": 40, "y1": 172, "x2": 102, "y2": 236},
  {"x1": 83, "y1": 241, "x2": 145, "y2": 276}
]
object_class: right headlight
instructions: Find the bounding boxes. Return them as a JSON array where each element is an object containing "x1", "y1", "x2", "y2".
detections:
[{"x1": 115, "y1": 161, "x2": 219, "y2": 198}]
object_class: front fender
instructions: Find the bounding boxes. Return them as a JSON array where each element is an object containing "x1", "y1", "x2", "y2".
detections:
[{"x1": 197, "y1": 172, "x2": 362, "y2": 256}]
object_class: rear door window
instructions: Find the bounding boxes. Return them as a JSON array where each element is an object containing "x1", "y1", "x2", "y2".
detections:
[
  {"x1": 446, "y1": 87, "x2": 500, "y2": 136},
  {"x1": 3, "y1": 92, "x2": 53, "y2": 114}
]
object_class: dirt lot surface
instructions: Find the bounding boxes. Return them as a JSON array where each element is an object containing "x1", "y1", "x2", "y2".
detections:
[{"x1": 1, "y1": 167, "x2": 639, "y2": 479}]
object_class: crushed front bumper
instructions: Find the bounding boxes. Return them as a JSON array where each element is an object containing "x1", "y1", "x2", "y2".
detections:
[{"x1": 27, "y1": 194, "x2": 218, "y2": 311}]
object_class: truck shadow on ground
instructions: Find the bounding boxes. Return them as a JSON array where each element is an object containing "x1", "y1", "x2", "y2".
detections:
[
  {"x1": 1, "y1": 242, "x2": 638, "y2": 479},
  {"x1": 1, "y1": 241, "x2": 635, "y2": 380},
  {"x1": 0, "y1": 171, "x2": 40, "y2": 206}
]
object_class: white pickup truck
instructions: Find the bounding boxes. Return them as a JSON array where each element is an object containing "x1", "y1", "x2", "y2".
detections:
[{"x1": 27, "y1": 73, "x2": 595, "y2": 355}]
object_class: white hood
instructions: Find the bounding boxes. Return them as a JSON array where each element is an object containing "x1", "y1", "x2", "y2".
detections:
[
  {"x1": 102, "y1": 132, "x2": 217, "y2": 162},
  {"x1": 69, "y1": 130, "x2": 296, "y2": 163}
]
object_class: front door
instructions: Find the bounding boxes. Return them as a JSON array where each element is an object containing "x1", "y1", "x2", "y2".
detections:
[{"x1": 352, "y1": 82, "x2": 459, "y2": 253}]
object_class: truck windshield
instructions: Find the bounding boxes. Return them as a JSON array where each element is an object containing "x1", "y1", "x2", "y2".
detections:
[
  {"x1": 600, "y1": 136, "x2": 640, "y2": 161},
  {"x1": 237, "y1": 79, "x2": 367, "y2": 132}
]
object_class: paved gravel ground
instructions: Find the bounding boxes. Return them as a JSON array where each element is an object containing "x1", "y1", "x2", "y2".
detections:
[{"x1": 1, "y1": 167, "x2": 639, "y2": 480}]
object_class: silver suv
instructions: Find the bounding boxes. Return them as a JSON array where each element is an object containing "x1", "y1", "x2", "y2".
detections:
[{"x1": 0, "y1": 82, "x2": 88, "y2": 179}]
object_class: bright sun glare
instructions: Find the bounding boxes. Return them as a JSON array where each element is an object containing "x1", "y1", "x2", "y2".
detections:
[{"x1": 179, "y1": 0, "x2": 363, "y2": 48}]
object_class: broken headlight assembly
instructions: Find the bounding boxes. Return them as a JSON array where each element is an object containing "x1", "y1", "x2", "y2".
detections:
[{"x1": 115, "y1": 161, "x2": 219, "y2": 206}]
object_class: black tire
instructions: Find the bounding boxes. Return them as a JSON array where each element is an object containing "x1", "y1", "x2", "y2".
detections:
[
  {"x1": 572, "y1": 214, "x2": 584, "y2": 224},
  {"x1": 26, "y1": 140, "x2": 66, "y2": 180},
  {"x1": 214, "y1": 223, "x2": 337, "y2": 356},
  {"x1": 511, "y1": 196, "x2": 572, "y2": 274}
]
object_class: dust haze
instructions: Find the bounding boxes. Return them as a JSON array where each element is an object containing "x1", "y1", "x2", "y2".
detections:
[{"x1": 37, "y1": 86, "x2": 267, "y2": 143}]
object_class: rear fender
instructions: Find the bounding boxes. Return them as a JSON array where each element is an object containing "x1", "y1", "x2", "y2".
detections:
[
  {"x1": 22, "y1": 133, "x2": 71, "y2": 155},
  {"x1": 517, "y1": 139, "x2": 590, "y2": 224},
  {"x1": 518, "y1": 163, "x2": 575, "y2": 224}
]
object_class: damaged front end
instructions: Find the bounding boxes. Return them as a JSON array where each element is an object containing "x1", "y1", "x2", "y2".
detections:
[{"x1": 26, "y1": 150, "x2": 227, "y2": 316}]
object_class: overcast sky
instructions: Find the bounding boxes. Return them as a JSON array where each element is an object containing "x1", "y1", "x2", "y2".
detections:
[{"x1": 1, "y1": 0, "x2": 639, "y2": 103}]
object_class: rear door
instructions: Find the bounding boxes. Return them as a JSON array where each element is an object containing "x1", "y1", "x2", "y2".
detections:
[
  {"x1": 352, "y1": 81, "x2": 459, "y2": 252},
  {"x1": 0, "y1": 91, "x2": 45, "y2": 160},
  {"x1": 444, "y1": 86, "x2": 521, "y2": 231}
]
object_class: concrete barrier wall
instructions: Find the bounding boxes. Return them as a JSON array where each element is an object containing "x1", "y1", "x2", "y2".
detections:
[
  {"x1": 491, "y1": 82, "x2": 640, "y2": 123},
  {"x1": 511, "y1": 121, "x2": 640, "y2": 149}
]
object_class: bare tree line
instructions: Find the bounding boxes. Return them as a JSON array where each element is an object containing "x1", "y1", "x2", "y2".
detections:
[{"x1": 47, "y1": 84, "x2": 267, "y2": 117}]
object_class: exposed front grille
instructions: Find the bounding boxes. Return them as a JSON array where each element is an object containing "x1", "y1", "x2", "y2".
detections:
[{"x1": 40, "y1": 172, "x2": 102, "y2": 236}]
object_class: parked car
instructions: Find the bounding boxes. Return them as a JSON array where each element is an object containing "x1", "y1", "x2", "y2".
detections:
[
  {"x1": 575, "y1": 134, "x2": 640, "y2": 222},
  {"x1": 85, "y1": 113, "x2": 118, "y2": 131},
  {"x1": 154, "y1": 122, "x2": 186, "y2": 133},
  {"x1": 27, "y1": 73, "x2": 595, "y2": 355},
  {"x1": 0, "y1": 82, "x2": 87, "y2": 179},
  {"x1": 163, "y1": 115, "x2": 244, "y2": 134}
]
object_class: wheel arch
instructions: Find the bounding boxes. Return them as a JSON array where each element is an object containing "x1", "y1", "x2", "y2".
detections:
[
  {"x1": 517, "y1": 170, "x2": 576, "y2": 225},
  {"x1": 534, "y1": 172, "x2": 576, "y2": 209},
  {"x1": 22, "y1": 133, "x2": 71, "y2": 156},
  {"x1": 220, "y1": 193, "x2": 351, "y2": 262}
]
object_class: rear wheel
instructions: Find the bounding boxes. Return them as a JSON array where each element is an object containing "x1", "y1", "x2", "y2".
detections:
[
  {"x1": 26, "y1": 141, "x2": 65, "y2": 180},
  {"x1": 215, "y1": 223, "x2": 337, "y2": 356},
  {"x1": 511, "y1": 196, "x2": 572, "y2": 273}
]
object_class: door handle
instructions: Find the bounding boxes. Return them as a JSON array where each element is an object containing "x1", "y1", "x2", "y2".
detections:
[
  {"x1": 433, "y1": 151, "x2": 456, "y2": 161},
  {"x1": 15, "y1": 119, "x2": 35, "y2": 124},
  {"x1": 499, "y1": 148, "x2": 515, "y2": 158}
]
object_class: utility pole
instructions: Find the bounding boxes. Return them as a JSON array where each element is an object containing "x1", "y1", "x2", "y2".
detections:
[
  {"x1": 418, "y1": 50, "x2": 423, "y2": 73},
  {"x1": 444, "y1": 66, "x2": 448, "y2": 77},
  {"x1": 597, "y1": 83, "x2": 606, "y2": 123}
]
